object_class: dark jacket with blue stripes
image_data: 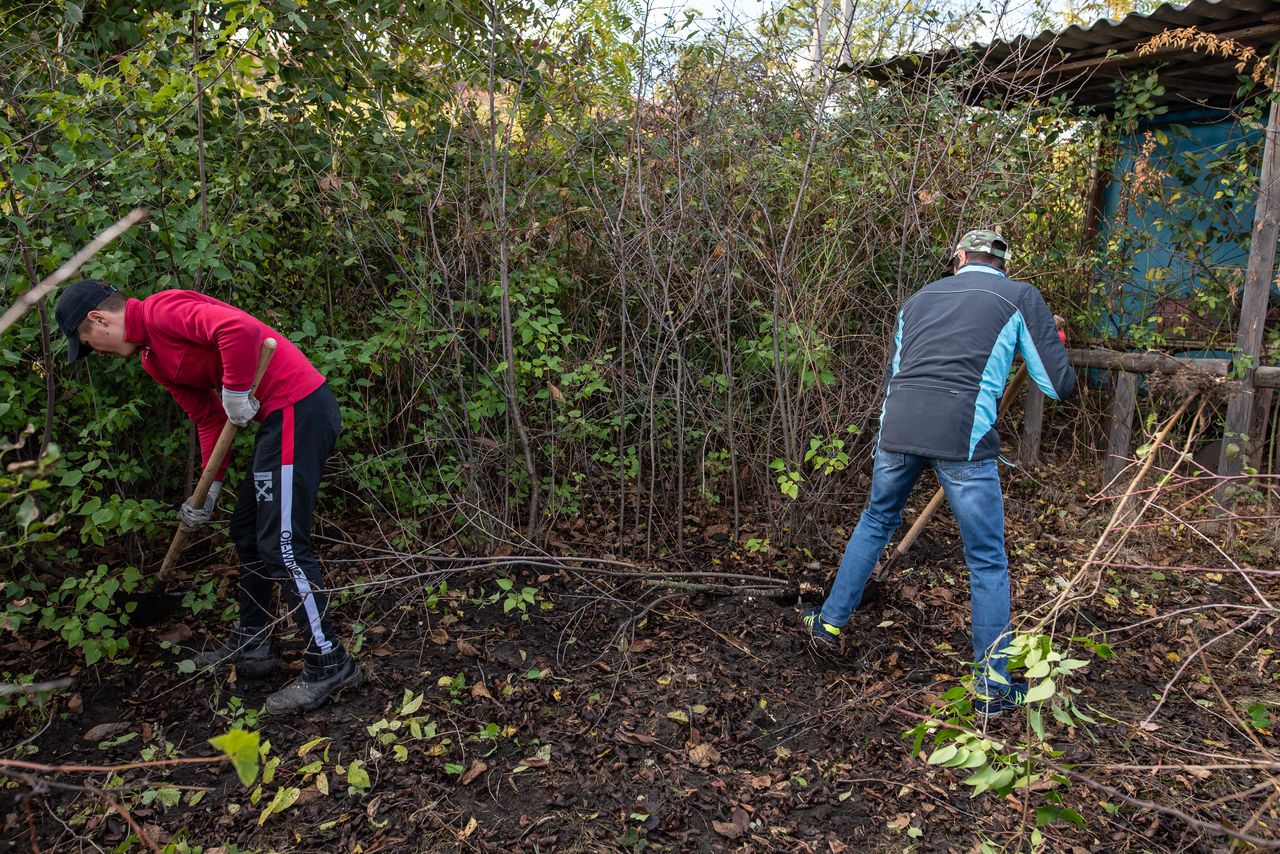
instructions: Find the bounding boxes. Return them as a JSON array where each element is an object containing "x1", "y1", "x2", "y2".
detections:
[{"x1": 878, "y1": 264, "x2": 1076, "y2": 461}]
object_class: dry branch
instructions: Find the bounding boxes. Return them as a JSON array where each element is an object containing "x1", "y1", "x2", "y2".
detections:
[
  {"x1": 0, "y1": 208, "x2": 148, "y2": 337},
  {"x1": 0, "y1": 677, "x2": 72, "y2": 697}
]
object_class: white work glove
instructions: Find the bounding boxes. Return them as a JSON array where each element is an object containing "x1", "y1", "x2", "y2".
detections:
[
  {"x1": 221, "y1": 388, "x2": 260, "y2": 427},
  {"x1": 179, "y1": 481, "x2": 222, "y2": 533}
]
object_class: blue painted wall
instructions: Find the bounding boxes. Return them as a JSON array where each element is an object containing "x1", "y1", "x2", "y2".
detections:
[{"x1": 1095, "y1": 108, "x2": 1279, "y2": 339}]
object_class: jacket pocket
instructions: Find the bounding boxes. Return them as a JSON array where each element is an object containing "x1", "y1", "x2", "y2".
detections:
[
  {"x1": 881, "y1": 383, "x2": 970, "y2": 459},
  {"x1": 895, "y1": 382, "x2": 960, "y2": 395}
]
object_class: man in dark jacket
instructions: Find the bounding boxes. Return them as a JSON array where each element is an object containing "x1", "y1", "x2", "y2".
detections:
[
  {"x1": 55, "y1": 279, "x2": 361, "y2": 716},
  {"x1": 802, "y1": 230, "x2": 1075, "y2": 714}
]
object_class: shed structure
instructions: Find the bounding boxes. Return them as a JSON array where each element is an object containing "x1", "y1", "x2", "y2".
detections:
[{"x1": 844, "y1": 0, "x2": 1280, "y2": 487}]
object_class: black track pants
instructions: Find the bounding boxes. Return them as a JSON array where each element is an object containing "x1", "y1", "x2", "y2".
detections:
[{"x1": 229, "y1": 383, "x2": 342, "y2": 667}]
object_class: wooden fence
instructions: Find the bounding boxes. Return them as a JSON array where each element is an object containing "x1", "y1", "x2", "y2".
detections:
[{"x1": 1018, "y1": 348, "x2": 1280, "y2": 485}]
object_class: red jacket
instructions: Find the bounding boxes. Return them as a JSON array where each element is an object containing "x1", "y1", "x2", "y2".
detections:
[{"x1": 124, "y1": 291, "x2": 326, "y2": 479}]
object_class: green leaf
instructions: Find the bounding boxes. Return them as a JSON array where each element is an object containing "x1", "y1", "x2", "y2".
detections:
[
  {"x1": 1024, "y1": 678, "x2": 1056, "y2": 704},
  {"x1": 1029, "y1": 706, "x2": 1045, "y2": 739},
  {"x1": 258, "y1": 785, "x2": 300, "y2": 825},
  {"x1": 927, "y1": 743, "x2": 959, "y2": 765},
  {"x1": 209, "y1": 728, "x2": 261, "y2": 787},
  {"x1": 16, "y1": 496, "x2": 38, "y2": 531},
  {"x1": 347, "y1": 760, "x2": 371, "y2": 792},
  {"x1": 400, "y1": 692, "x2": 424, "y2": 716},
  {"x1": 86, "y1": 611, "x2": 114, "y2": 633},
  {"x1": 989, "y1": 766, "x2": 1017, "y2": 793},
  {"x1": 964, "y1": 764, "x2": 998, "y2": 795},
  {"x1": 1058, "y1": 807, "x2": 1086, "y2": 828}
]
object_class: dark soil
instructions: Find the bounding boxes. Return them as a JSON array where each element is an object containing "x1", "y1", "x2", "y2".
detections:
[{"x1": 3, "y1": 466, "x2": 1278, "y2": 853}]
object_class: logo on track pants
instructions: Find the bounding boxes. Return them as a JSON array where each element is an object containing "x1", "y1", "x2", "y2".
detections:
[{"x1": 254, "y1": 472, "x2": 274, "y2": 503}]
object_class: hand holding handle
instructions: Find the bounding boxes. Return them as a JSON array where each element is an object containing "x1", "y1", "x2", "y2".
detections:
[{"x1": 158, "y1": 338, "x2": 277, "y2": 579}]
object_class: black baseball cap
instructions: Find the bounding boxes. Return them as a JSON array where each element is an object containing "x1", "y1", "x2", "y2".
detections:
[{"x1": 54, "y1": 279, "x2": 119, "y2": 363}]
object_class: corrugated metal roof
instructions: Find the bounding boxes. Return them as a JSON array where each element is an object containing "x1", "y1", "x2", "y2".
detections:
[
  {"x1": 1032, "y1": 0, "x2": 1277, "y2": 52},
  {"x1": 865, "y1": 0, "x2": 1280, "y2": 110}
]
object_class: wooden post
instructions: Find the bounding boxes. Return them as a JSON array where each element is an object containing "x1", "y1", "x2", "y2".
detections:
[
  {"x1": 1217, "y1": 57, "x2": 1280, "y2": 501},
  {"x1": 1105, "y1": 371, "x2": 1140, "y2": 485},
  {"x1": 1250, "y1": 387, "x2": 1275, "y2": 471},
  {"x1": 1020, "y1": 384, "x2": 1045, "y2": 466},
  {"x1": 1272, "y1": 392, "x2": 1280, "y2": 476}
]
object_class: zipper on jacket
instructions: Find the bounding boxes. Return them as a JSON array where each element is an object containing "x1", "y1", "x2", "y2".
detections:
[{"x1": 894, "y1": 382, "x2": 960, "y2": 396}]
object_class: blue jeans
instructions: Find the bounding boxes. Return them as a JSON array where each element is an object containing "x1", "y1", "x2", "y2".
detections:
[{"x1": 819, "y1": 450, "x2": 1013, "y2": 687}]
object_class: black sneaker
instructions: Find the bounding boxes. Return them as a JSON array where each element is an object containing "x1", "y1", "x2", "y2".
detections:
[
  {"x1": 974, "y1": 680, "x2": 1028, "y2": 717},
  {"x1": 265, "y1": 653, "x2": 363, "y2": 716},
  {"x1": 191, "y1": 630, "x2": 281, "y2": 679},
  {"x1": 802, "y1": 607, "x2": 841, "y2": 649}
]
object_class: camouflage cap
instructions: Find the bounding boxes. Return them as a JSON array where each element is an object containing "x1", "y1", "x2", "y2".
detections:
[{"x1": 954, "y1": 229, "x2": 1009, "y2": 261}]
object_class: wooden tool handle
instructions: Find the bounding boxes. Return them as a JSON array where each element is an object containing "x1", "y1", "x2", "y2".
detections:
[
  {"x1": 157, "y1": 338, "x2": 277, "y2": 580},
  {"x1": 185, "y1": 339, "x2": 277, "y2": 507}
]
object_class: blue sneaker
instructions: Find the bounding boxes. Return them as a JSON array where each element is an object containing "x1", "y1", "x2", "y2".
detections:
[
  {"x1": 802, "y1": 608, "x2": 841, "y2": 649},
  {"x1": 974, "y1": 680, "x2": 1028, "y2": 716}
]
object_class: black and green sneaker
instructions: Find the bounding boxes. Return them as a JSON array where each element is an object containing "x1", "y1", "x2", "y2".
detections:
[
  {"x1": 974, "y1": 680, "x2": 1028, "y2": 717},
  {"x1": 802, "y1": 608, "x2": 841, "y2": 649}
]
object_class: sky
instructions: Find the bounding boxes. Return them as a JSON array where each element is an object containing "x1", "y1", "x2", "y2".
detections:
[
  {"x1": 646, "y1": 0, "x2": 1079, "y2": 45},
  {"x1": 646, "y1": 0, "x2": 774, "y2": 29}
]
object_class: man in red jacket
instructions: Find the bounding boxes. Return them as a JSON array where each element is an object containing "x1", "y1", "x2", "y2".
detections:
[{"x1": 55, "y1": 279, "x2": 361, "y2": 715}]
